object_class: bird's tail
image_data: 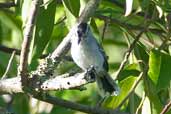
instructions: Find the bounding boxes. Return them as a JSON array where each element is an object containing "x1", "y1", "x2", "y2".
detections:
[{"x1": 96, "y1": 71, "x2": 120, "y2": 97}]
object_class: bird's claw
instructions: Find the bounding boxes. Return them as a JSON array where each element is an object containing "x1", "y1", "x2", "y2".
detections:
[{"x1": 84, "y1": 65, "x2": 96, "y2": 82}]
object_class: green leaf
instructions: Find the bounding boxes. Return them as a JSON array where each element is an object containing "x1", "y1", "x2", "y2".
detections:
[
  {"x1": 29, "y1": 0, "x2": 56, "y2": 69},
  {"x1": 0, "y1": 11, "x2": 22, "y2": 32},
  {"x1": 62, "y1": 0, "x2": 80, "y2": 28},
  {"x1": 148, "y1": 93, "x2": 162, "y2": 114},
  {"x1": 103, "y1": 76, "x2": 137, "y2": 109},
  {"x1": 62, "y1": 0, "x2": 80, "y2": 17},
  {"x1": 13, "y1": 94, "x2": 30, "y2": 114},
  {"x1": 148, "y1": 49, "x2": 171, "y2": 90},
  {"x1": 143, "y1": 78, "x2": 162, "y2": 114},
  {"x1": 134, "y1": 43, "x2": 149, "y2": 65},
  {"x1": 90, "y1": 19, "x2": 101, "y2": 43},
  {"x1": 117, "y1": 63, "x2": 140, "y2": 81}
]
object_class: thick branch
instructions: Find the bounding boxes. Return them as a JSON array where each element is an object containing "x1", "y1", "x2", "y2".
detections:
[
  {"x1": 0, "y1": 77, "x2": 22, "y2": 94},
  {"x1": 41, "y1": 72, "x2": 92, "y2": 90},
  {"x1": 0, "y1": 72, "x2": 93, "y2": 94},
  {"x1": 78, "y1": 0, "x2": 100, "y2": 23}
]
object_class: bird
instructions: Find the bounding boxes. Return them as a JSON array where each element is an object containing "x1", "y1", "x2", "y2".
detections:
[{"x1": 70, "y1": 22, "x2": 119, "y2": 97}]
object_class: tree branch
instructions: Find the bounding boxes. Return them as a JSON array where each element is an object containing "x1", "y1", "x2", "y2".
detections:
[
  {"x1": 33, "y1": 93, "x2": 128, "y2": 114},
  {"x1": 18, "y1": 0, "x2": 41, "y2": 86},
  {"x1": 41, "y1": 72, "x2": 93, "y2": 90},
  {"x1": 0, "y1": 45, "x2": 53, "y2": 59},
  {"x1": 0, "y1": 72, "x2": 93, "y2": 94},
  {"x1": 0, "y1": 45, "x2": 20, "y2": 55}
]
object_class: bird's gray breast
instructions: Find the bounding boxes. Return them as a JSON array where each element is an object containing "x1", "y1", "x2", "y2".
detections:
[{"x1": 71, "y1": 37, "x2": 104, "y2": 72}]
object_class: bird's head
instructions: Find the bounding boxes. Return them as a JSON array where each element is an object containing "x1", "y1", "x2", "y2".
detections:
[{"x1": 77, "y1": 23, "x2": 89, "y2": 44}]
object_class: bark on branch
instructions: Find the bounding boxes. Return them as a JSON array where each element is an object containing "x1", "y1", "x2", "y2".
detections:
[{"x1": 0, "y1": 72, "x2": 94, "y2": 94}]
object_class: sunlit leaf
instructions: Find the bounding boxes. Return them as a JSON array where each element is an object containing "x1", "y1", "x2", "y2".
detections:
[
  {"x1": 141, "y1": 97, "x2": 151, "y2": 114},
  {"x1": 62, "y1": 0, "x2": 80, "y2": 28},
  {"x1": 13, "y1": 94, "x2": 30, "y2": 114},
  {"x1": 144, "y1": 78, "x2": 162, "y2": 114},
  {"x1": 103, "y1": 76, "x2": 137, "y2": 109},
  {"x1": 125, "y1": 0, "x2": 133, "y2": 16},
  {"x1": 0, "y1": 11, "x2": 22, "y2": 32},
  {"x1": 156, "y1": 5, "x2": 163, "y2": 18},
  {"x1": 117, "y1": 63, "x2": 140, "y2": 81},
  {"x1": 148, "y1": 49, "x2": 171, "y2": 90}
]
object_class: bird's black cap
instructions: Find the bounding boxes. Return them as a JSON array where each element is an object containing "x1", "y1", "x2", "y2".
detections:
[{"x1": 77, "y1": 23, "x2": 88, "y2": 38}]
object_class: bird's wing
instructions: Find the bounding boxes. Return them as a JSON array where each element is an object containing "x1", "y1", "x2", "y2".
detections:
[{"x1": 97, "y1": 43, "x2": 109, "y2": 72}]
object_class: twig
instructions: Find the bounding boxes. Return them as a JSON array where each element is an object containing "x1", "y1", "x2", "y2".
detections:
[
  {"x1": 113, "y1": 8, "x2": 157, "y2": 80},
  {"x1": 0, "y1": 45, "x2": 20, "y2": 55},
  {"x1": 114, "y1": 30, "x2": 145, "y2": 79},
  {"x1": 0, "y1": 45, "x2": 73, "y2": 60},
  {"x1": 1, "y1": 51, "x2": 16, "y2": 79},
  {"x1": 160, "y1": 100, "x2": 171, "y2": 114},
  {"x1": 117, "y1": 65, "x2": 148, "y2": 109},
  {"x1": 158, "y1": 13, "x2": 171, "y2": 50},
  {"x1": 0, "y1": 1, "x2": 16, "y2": 8},
  {"x1": 0, "y1": 45, "x2": 72, "y2": 60},
  {"x1": 95, "y1": 15, "x2": 165, "y2": 34},
  {"x1": 18, "y1": 0, "x2": 41, "y2": 86}
]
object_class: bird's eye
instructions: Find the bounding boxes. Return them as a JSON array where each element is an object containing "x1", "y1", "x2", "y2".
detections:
[{"x1": 77, "y1": 30, "x2": 82, "y2": 38}]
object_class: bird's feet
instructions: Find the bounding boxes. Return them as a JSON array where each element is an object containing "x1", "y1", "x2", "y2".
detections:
[{"x1": 84, "y1": 65, "x2": 96, "y2": 82}]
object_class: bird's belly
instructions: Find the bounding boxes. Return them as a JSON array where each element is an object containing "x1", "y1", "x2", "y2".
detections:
[{"x1": 71, "y1": 44, "x2": 103, "y2": 71}]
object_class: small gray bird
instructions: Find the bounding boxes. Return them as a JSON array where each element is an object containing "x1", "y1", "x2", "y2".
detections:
[{"x1": 70, "y1": 23, "x2": 119, "y2": 97}]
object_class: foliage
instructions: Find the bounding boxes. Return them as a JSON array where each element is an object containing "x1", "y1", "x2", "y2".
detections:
[{"x1": 0, "y1": 0, "x2": 171, "y2": 114}]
